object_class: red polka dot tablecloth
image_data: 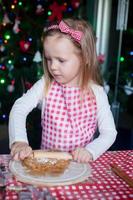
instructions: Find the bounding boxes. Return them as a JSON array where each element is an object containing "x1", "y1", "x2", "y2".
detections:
[{"x1": 0, "y1": 150, "x2": 133, "y2": 200}]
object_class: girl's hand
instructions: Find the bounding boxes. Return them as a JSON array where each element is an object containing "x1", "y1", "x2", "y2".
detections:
[
  {"x1": 72, "y1": 148, "x2": 93, "y2": 163},
  {"x1": 11, "y1": 142, "x2": 32, "y2": 161}
]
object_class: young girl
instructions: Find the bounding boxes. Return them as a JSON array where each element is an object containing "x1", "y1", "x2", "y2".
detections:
[{"x1": 9, "y1": 18, "x2": 117, "y2": 163}]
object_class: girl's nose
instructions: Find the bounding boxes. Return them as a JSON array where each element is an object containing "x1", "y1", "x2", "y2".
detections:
[{"x1": 50, "y1": 62, "x2": 57, "y2": 70}]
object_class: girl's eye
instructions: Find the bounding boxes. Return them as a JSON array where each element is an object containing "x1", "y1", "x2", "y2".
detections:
[{"x1": 59, "y1": 59, "x2": 65, "y2": 63}]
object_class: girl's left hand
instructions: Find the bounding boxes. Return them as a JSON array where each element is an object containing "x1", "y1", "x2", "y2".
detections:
[{"x1": 71, "y1": 148, "x2": 93, "y2": 163}]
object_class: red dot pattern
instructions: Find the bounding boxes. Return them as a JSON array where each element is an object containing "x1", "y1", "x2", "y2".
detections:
[{"x1": 1, "y1": 151, "x2": 133, "y2": 199}]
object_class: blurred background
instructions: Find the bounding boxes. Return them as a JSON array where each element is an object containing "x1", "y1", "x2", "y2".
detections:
[{"x1": 0, "y1": 0, "x2": 133, "y2": 154}]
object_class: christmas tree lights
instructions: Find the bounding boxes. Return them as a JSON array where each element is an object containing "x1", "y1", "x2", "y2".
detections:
[{"x1": 0, "y1": 0, "x2": 82, "y2": 123}]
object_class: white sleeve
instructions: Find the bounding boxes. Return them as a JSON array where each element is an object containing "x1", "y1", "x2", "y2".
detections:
[
  {"x1": 85, "y1": 85, "x2": 117, "y2": 160},
  {"x1": 8, "y1": 77, "x2": 45, "y2": 148}
]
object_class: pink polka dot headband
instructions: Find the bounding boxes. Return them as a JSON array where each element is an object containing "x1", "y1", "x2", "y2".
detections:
[{"x1": 47, "y1": 20, "x2": 83, "y2": 44}]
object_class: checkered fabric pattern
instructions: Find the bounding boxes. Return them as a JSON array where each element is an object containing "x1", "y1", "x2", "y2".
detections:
[{"x1": 41, "y1": 81, "x2": 97, "y2": 151}]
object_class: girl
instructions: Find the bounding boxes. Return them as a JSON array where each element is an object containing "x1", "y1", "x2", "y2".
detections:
[{"x1": 9, "y1": 19, "x2": 117, "y2": 163}]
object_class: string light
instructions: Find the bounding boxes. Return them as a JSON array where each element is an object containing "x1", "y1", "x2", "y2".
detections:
[
  {"x1": 23, "y1": 57, "x2": 27, "y2": 62},
  {"x1": 28, "y1": 37, "x2": 32, "y2": 42},
  {"x1": 11, "y1": 79, "x2": 15, "y2": 85},
  {"x1": 14, "y1": 0, "x2": 18, "y2": 4},
  {"x1": 4, "y1": 33, "x2": 11, "y2": 40},
  {"x1": 8, "y1": 60, "x2": 12, "y2": 64},
  {"x1": 2, "y1": 6, "x2": 6, "y2": 10},
  {"x1": 2, "y1": 114, "x2": 6, "y2": 119},
  {"x1": 0, "y1": 65, "x2": 6, "y2": 70},
  {"x1": 0, "y1": 78, "x2": 6, "y2": 84},
  {"x1": 120, "y1": 57, "x2": 125, "y2": 62},
  {"x1": 11, "y1": 4, "x2": 15, "y2": 9},
  {"x1": 68, "y1": 7, "x2": 72, "y2": 12},
  {"x1": 4, "y1": 40, "x2": 8, "y2": 44},
  {"x1": 18, "y1": 1, "x2": 22, "y2": 6},
  {"x1": 48, "y1": 11, "x2": 52, "y2": 16}
]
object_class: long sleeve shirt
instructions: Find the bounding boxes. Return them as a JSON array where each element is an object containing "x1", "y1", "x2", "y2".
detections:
[{"x1": 9, "y1": 77, "x2": 117, "y2": 160}]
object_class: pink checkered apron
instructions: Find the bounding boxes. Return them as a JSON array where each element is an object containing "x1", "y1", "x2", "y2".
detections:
[{"x1": 41, "y1": 81, "x2": 97, "y2": 152}]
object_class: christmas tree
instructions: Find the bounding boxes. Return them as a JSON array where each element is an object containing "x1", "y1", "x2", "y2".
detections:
[{"x1": 0, "y1": 0, "x2": 83, "y2": 124}]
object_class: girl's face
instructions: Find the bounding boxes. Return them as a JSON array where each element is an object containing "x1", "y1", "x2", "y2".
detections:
[{"x1": 44, "y1": 34, "x2": 82, "y2": 87}]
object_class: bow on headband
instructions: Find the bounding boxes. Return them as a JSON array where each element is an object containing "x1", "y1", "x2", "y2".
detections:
[{"x1": 47, "y1": 21, "x2": 83, "y2": 43}]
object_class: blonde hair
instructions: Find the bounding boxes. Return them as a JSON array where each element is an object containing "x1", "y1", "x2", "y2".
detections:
[{"x1": 42, "y1": 18, "x2": 103, "y2": 94}]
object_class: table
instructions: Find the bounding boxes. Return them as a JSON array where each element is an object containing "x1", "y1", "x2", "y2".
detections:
[{"x1": 0, "y1": 150, "x2": 133, "y2": 200}]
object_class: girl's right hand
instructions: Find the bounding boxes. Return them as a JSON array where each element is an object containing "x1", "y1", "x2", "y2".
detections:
[{"x1": 11, "y1": 142, "x2": 32, "y2": 161}]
